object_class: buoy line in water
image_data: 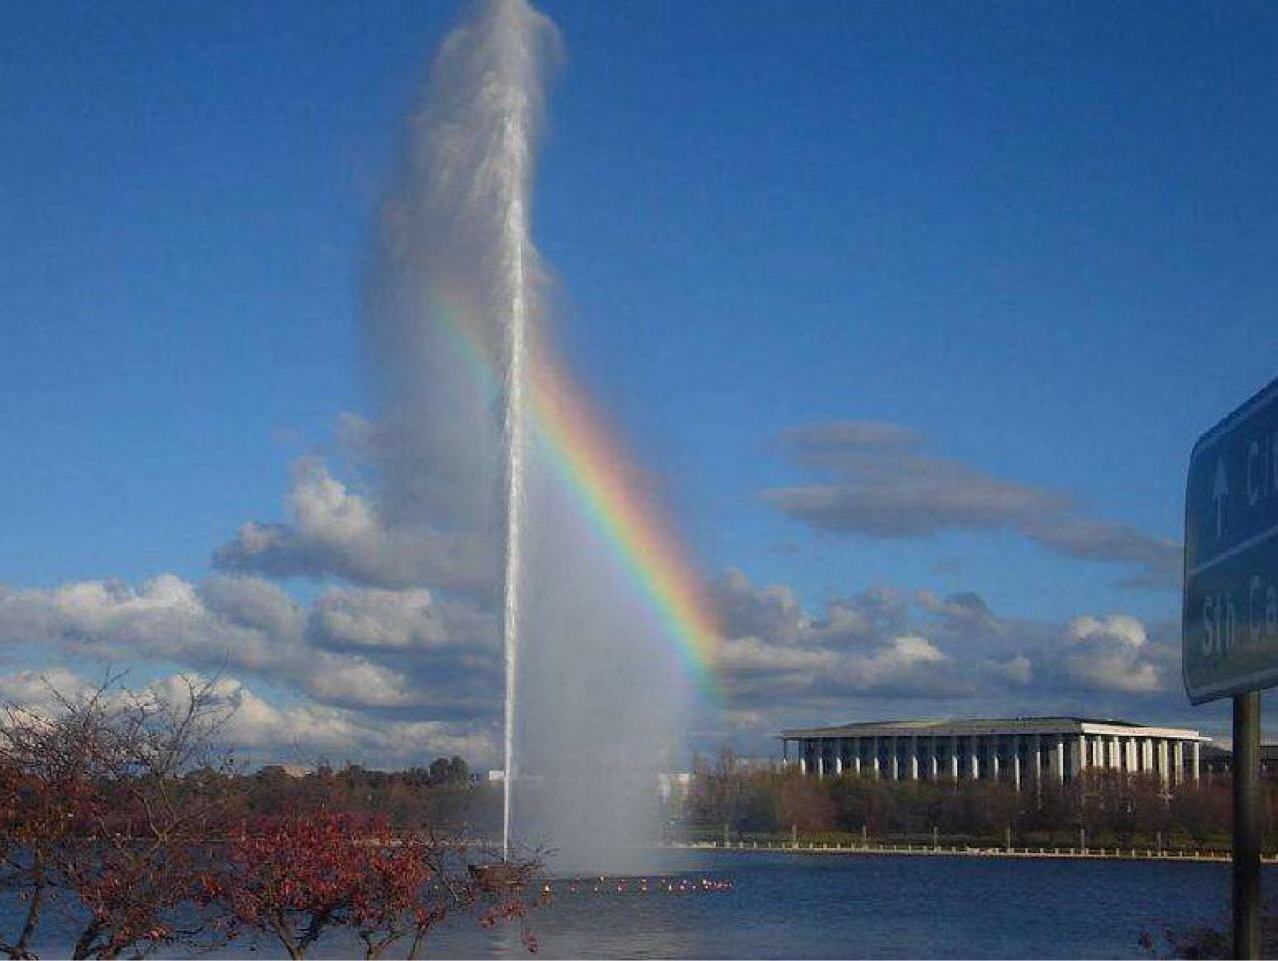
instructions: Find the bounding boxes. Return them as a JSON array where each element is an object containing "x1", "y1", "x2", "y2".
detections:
[{"x1": 535, "y1": 875, "x2": 734, "y2": 898}]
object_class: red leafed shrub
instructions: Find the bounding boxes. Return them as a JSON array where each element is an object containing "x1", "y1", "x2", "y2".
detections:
[
  {"x1": 349, "y1": 826, "x2": 450, "y2": 960},
  {"x1": 1, "y1": 674, "x2": 235, "y2": 960},
  {"x1": 0, "y1": 751, "x2": 104, "y2": 959},
  {"x1": 211, "y1": 812, "x2": 369, "y2": 959},
  {"x1": 0, "y1": 673, "x2": 542, "y2": 960},
  {"x1": 65, "y1": 838, "x2": 200, "y2": 961},
  {"x1": 208, "y1": 812, "x2": 524, "y2": 960}
]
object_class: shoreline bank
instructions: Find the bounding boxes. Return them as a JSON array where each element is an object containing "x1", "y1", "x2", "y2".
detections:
[{"x1": 663, "y1": 840, "x2": 1274, "y2": 864}]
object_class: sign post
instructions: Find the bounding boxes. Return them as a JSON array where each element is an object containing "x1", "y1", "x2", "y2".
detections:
[
  {"x1": 1184, "y1": 376, "x2": 1278, "y2": 961},
  {"x1": 1234, "y1": 691, "x2": 1261, "y2": 959}
]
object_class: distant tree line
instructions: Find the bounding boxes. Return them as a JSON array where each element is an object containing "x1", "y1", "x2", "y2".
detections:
[
  {"x1": 0, "y1": 675, "x2": 534, "y2": 961},
  {"x1": 685, "y1": 748, "x2": 1254, "y2": 850},
  {"x1": 224, "y1": 756, "x2": 498, "y2": 832}
]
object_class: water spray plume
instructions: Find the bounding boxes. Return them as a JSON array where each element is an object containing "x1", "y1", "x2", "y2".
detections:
[{"x1": 371, "y1": 0, "x2": 715, "y2": 870}]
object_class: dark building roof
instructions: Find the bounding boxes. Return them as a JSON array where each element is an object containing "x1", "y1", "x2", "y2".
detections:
[
  {"x1": 1200, "y1": 744, "x2": 1278, "y2": 761},
  {"x1": 780, "y1": 716, "x2": 1204, "y2": 740}
]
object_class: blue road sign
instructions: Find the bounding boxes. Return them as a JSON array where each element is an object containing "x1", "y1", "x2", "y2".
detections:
[{"x1": 1184, "y1": 376, "x2": 1278, "y2": 704}]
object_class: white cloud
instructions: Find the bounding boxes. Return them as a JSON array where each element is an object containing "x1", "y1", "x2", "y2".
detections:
[
  {"x1": 706, "y1": 569, "x2": 805, "y2": 645},
  {"x1": 0, "y1": 668, "x2": 95, "y2": 713},
  {"x1": 0, "y1": 574, "x2": 498, "y2": 714},
  {"x1": 0, "y1": 574, "x2": 277, "y2": 668},
  {"x1": 0, "y1": 669, "x2": 499, "y2": 768},
  {"x1": 1062, "y1": 614, "x2": 1162, "y2": 693},
  {"x1": 988, "y1": 654, "x2": 1033, "y2": 685},
  {"x1": 719, "y1": 636, "x2": 837, "y2": 674},
  {"x1": 214, "y1": 459, "x2": 495, "y2": 593},
  {"x1": 308, "y1": 586, "x2": 455, "y2": 650},
  {"x1": 199, "y1": 574, "x2": 305, "y2": 640},
  {"x1": 304, "y1": 654, "x2": 418, "y2": 708},
  {"x1": 695, "y1": 569, "x2": 1192, "y2": 756},
  {"x1": 844, "y1": 635, "x2": 946, "y2": 687}
]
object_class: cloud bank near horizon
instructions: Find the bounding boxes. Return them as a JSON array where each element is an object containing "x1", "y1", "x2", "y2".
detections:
[
  {"x1": 0, "y1": 567, "x2": 499, "y2": 766},
  {"x1": 0, "y1": 411, "x2": 1205, "y2": 767},
  {"x1": 0, "y1": 555, "x2": 1200, "y2": 766},
  {"x1": 696, "y1": 568, "x2": 1187, "y2": 743}
]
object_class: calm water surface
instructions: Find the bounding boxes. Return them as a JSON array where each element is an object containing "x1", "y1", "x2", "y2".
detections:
[
  {"x1": 17, "y1": 851, "x2": 1251, "y2": 958},
  {"x1": 340, "y1": 851, "x2": 1245, "y2": 959}
]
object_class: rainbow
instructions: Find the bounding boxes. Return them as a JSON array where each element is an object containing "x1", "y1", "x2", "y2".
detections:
[
  {"x1": 528, "y1": 347, "x2": 721, "y2": 689},
  {"x1": 430, "y1": 290, "x2": 721, "y2": 693}
]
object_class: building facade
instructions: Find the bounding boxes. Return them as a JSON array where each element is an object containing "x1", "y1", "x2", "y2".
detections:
[
  {"x1": 780, "y1": 717, "x2": 1206, "y2": 789},
  {"x1": 1198, "y1": 744, "x2": 1278, "y2": 780}
]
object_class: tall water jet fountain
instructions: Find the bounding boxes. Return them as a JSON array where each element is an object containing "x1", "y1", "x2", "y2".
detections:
[
  {"x1": 368, "y1": 0, "x2": 702, "y2": 872},
  {"x1": 493, "y1": 9, "x2": 533, "y2": 867}
]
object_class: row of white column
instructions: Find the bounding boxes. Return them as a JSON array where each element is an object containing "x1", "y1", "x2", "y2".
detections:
[{"x1": 785, "y1": 733, "x2": 1200, "y2": 787}]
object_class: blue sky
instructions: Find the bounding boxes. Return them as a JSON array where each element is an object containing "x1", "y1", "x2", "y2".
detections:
[{"x1": 3, "y1": 1, "x2": 1278, "y2": 759}]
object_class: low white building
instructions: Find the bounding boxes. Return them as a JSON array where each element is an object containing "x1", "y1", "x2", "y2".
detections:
[
  {"x1": 658, "y1": 772, "x2": 692, "y2": 804},
  {"x1": 780, "y1": 716, "x2": 1208, "y2": 788}
]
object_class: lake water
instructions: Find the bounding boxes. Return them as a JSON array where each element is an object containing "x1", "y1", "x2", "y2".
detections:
[
  {"x1": 15, "y1": 851, "x2": 1254, "y2": 958},
  {"x1": 345, "y1": 850, "x2": 1245, "y2": 959}
]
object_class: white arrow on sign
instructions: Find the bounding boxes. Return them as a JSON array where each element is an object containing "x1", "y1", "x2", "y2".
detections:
[{"x1": 1214, "y1": 457, "x2": 1229, "y2": 539}]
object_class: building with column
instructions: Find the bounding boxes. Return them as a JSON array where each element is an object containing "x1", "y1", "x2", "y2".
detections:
[
  {"x1": 780, "y1": 717, "x2": 1206, "y2": 789},
  {"x1": 1198, "y1": 744, "x2": 1278, "y2": 781}
]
